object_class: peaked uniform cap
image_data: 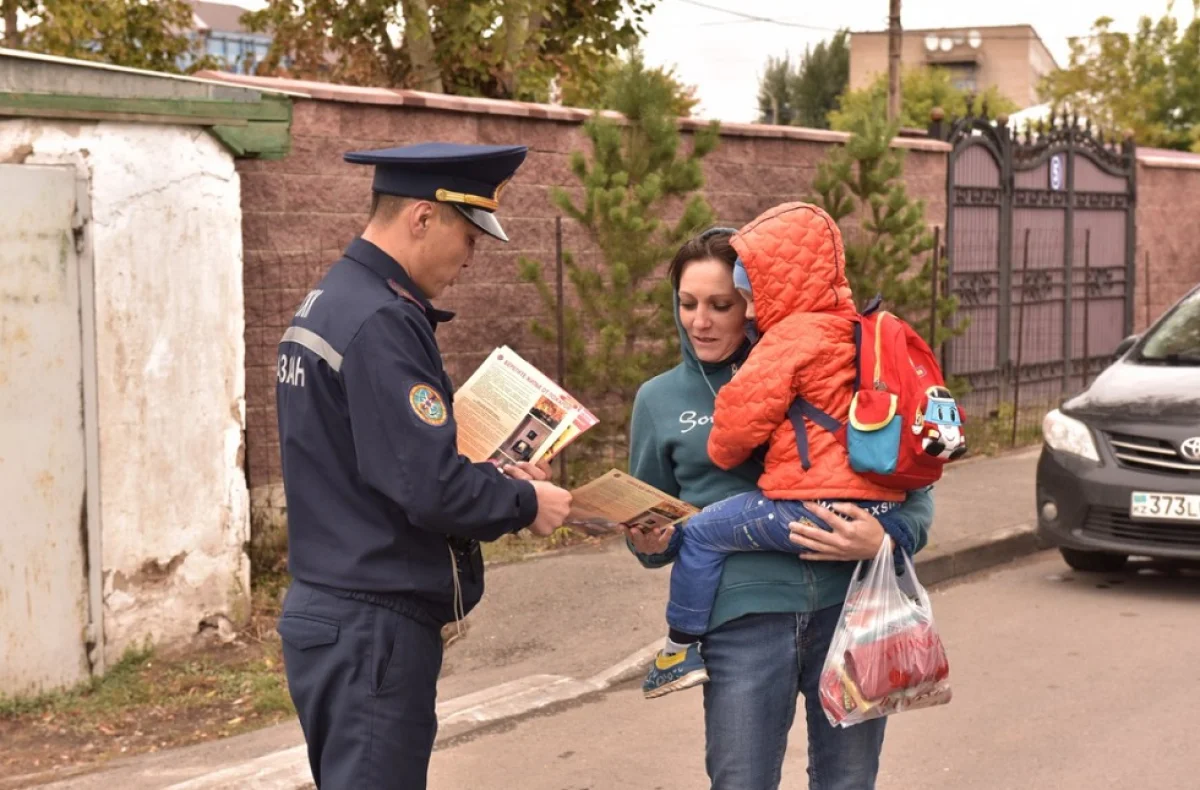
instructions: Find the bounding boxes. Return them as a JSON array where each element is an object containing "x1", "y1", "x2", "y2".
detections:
[{"x1": 344, "y1": 142, "x2": 528, "y2": 242}]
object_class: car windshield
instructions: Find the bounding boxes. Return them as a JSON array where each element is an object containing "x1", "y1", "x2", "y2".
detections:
[{"x1": 1137, "y1": 289, "x2": 1200, "y2": 365}]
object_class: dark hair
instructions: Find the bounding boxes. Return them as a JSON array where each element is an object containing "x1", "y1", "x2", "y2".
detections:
[
  {"x1": 668, "y1": 227, "x2": 739, "y2": 291},
  {"x1": 369, "y1": 192, "x2": 413, "y2": 224},
  {"x1": 368, "y1": 193, "x2": 460, "y2": 227}
]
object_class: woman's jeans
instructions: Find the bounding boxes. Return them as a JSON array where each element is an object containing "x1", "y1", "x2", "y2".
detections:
[
  {"x1": 702, "y1": 609, "x2": 887, "y2": 790},
  {"x1": 666, "y1": 491, "x2": 898, "y2": 636}
]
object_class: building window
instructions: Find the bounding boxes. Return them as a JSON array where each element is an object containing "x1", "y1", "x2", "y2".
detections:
[
  {"x1": 202, "y1": 31, "x2": 273, "y2": 74},
  {"x1": 947, "y1": 64, "x2": 977, "y2": 94}
]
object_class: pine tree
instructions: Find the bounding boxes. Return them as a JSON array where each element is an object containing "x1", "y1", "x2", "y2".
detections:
[
  {"x1": 756, "y1": 30, "x2": 849, "y2": 129},
  {"x1": 519, "y1": 52, "x2": 719, "y2": 452},
  {"x1": 809, "y1": 113, "x2": 962, "y2": 348},
  {"x1": 757, "y1": 55, "x2": 797, "y2": 125},
  {"x1": 791, "y1": 29, "x2": 850, "y2": 129}
]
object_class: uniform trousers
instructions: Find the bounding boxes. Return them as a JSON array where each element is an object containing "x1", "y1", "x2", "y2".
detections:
[{"x1": 278, "y1": 579, "x2": 444, "y2": 789}]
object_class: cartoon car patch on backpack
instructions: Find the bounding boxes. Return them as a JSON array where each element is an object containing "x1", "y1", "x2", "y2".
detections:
[{"x1": 915, "y1": 386, "x2": 966, "y2": 460}]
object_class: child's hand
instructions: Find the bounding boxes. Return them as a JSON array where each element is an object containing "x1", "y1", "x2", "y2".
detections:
[{"x1": 625, "y1": 524, "x2": 675, "y2": 555}]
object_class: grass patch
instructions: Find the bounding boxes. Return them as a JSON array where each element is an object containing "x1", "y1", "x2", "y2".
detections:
[
  {"x1": 0, "y1": 577, "x2": 294, "y2": 780},
  {"x1": 0, "y1": 645, "x2": 156, "y2": 719},
  {"x1": 964, "y1": 401, "x2": 1045, "y2": 457},
  {"x1": 0, "y1": 641, "x2": 292, "y2": 730}
]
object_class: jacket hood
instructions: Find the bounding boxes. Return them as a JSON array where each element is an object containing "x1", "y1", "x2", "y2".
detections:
[{"x1": 730, "y1": 202, "x2": 855, "y2": 333}]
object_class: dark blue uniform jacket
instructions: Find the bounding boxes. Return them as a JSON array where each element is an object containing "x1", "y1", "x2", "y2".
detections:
[{"x1": 275, "y1": 238, "x2": 537, "y2": 624}]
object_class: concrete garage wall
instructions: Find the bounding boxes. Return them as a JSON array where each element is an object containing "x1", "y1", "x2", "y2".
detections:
[{"x1": 0, "y1": 119, "x2": 251, "y2": 664}]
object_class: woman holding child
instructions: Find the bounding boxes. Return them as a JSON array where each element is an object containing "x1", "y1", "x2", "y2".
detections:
[{"x1": 625, "y1": 205, "x2": 935, "y2": 790}]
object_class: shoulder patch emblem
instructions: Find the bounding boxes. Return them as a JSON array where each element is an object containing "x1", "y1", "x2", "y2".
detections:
[{"x1": 409, "y1": 383, "x2": 448, "y2": 426}]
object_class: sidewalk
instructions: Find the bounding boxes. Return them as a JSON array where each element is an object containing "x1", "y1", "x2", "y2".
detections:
[{"x1": 13, "y1": 448, "x2": 1041, "y2": 790}]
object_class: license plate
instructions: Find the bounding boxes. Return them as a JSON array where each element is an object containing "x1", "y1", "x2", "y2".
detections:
[{"x1": 1130, "y1": 492, "x2": 1200, "y2": 522}]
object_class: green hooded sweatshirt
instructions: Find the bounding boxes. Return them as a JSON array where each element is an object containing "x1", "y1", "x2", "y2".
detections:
[{"x1": 627, "y1": 295, "x2": 935, "y2": 629}]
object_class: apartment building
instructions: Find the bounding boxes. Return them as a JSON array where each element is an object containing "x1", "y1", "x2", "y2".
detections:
[{"x1": 849, "y1": 24, "x2": 1058, "y2": 109}]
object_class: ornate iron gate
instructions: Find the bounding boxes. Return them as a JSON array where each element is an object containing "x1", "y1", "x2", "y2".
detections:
[{"x1": 932, "y1": 112, "x2": 1137, "y2": 426}]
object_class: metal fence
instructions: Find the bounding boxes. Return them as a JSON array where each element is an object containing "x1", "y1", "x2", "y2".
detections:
[{"x1": 928, "y1": 110, "x2": 1138, "y2": 450}]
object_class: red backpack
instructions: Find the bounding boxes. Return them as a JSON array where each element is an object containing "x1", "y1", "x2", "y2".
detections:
[{"x1": 787, "y1": 298, "x2": 967, "y2": 491}]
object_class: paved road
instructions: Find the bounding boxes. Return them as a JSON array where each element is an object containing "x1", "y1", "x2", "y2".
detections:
[{"x1": 429, "y1": 552, "x2": 1200, "y2": 790}]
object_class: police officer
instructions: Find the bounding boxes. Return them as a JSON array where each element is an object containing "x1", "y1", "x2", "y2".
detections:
[{"x1": 274, "y1": 142, "x2": 574, "y2": 789}]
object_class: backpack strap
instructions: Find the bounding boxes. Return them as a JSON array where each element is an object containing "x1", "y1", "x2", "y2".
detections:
[
  {"x1": 852, "y1": 319, "x2": 863, "y2": 394},
  {"x1": 860, "y1": 293, "x2": 884, "y2": 316},
  {"x1": 787, "y1": 397, "x2": 843, "y2": 470}
]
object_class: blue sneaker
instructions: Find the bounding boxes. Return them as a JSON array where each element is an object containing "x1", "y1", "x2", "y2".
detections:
[{"x1": 643, "y1": 642, "x2": 708, "y2": 699}]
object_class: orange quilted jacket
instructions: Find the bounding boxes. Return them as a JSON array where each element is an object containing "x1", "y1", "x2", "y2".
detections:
[{"x1": 707, "y1": 202, "x2": 904, "y2": 503}]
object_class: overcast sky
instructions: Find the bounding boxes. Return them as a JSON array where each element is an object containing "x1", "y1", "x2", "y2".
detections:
[
  {"x1": 639, "y1": 0, "x2": 1195, "y2": 122},
  {"x1": 229, "y1": 0, "x2": 1195, "y2": 123}
]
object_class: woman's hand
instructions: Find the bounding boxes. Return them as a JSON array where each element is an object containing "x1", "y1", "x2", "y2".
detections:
[
  {"x1": 502, "y1": 460, "x2": 554, "y2": 482},
  {"x1": 625, "y1": 524, "x2": 675, "y2": 555},
  {"x1": 788, "y1": 502, "x2": 886, "y2": 561}
]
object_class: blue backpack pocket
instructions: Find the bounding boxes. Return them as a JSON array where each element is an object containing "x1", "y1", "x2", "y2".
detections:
[{"x1": 847, "y1": 391, "x2": 901, "y2": 475}]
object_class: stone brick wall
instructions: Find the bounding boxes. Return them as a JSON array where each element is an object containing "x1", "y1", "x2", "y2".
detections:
[
  {"x1": 205, "y1": 73, "x2": 951, "y2": 500},
  {"x1": 1133, "y1": 152, "x2": 1200, "y2": 332},
  {"x1": 202, "y1": 68, "x2": 1200, "y2": 503}
]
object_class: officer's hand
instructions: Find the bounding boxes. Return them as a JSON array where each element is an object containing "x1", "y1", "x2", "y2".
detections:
[
  {"x1": 527, "y1": 481, "x2": 573, "y2": 537},
  {"x1": 503, "y1": 461, "x2": 552, "y2": 482},
  {"x1": 624, "y1": 524, "x2": 675, "y2": 555}
]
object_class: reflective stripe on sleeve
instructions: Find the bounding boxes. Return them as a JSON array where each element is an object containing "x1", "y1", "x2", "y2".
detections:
[{"x1": 281, "y1": 326, "x2": 343, "y2": 372}]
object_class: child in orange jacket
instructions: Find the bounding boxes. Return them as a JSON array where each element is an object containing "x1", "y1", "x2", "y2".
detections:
[{"x1": 643, "y1": 203, "x2": 917, "y2": 700}]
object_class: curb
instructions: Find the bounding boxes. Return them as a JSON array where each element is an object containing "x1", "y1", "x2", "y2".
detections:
[
  {"x1": 434, "y1": 639, "x2": 662, "y2": 744},
  {"x1": 915, "y1": 522, "x2": 1045, "y2": 588},
  {"x1": 51, "y1": 523, "x2": 1045, "y2": 790},
  {"x1": 143, "y1": 641, "x2": 665, "y2": 790}
]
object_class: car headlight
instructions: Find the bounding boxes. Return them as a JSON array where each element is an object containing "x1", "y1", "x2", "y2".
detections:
[{"x1": 1042, "y1": 409, "x2": 1100, "y2": 462}]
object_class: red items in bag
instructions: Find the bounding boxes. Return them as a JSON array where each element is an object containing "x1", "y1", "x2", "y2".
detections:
[
  {"x1": 844, "y1": 621, "x2": 949, "y2": 700},
  {"x1": 819, "y1": 538, "x2": 952, "y2": 728}
]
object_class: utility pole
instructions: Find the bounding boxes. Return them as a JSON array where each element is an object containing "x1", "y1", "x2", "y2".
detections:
[{"x1": 887, "y1": 0, "x2": 902, "y2": 122}]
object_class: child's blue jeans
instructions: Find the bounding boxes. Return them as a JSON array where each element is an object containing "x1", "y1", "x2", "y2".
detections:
[{"x1": 666, "y1": 490, "x2": 900, "y2": 637}]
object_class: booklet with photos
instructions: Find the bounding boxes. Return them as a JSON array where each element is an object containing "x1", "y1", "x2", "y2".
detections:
[{"x1": 454, "y1": 346, "x2": 598, "y2": 469}]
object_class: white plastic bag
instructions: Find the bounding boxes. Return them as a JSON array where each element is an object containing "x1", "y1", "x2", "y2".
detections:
[{"x1": 818, "y1": 538, "x2": 952, "y2": 728}]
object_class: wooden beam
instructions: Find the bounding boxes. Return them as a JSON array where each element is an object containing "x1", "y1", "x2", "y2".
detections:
[
  {"x1": 0, "y1": 90, "x2": 293, "y2": 159},
  {"x1": 0, "y1": 91, "x2": 290, "y2": 122},
  {"x1": 209, "y1": 122, "x2": 291, "y2": 160},
  {"x1": 0, "y1": 106, "x2": 247, "y2": 126}
]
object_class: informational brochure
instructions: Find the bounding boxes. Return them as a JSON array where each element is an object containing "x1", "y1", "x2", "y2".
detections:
[
  {"x1": 454, "y1": 346, "x2": 598, "y2": 468},
  {"x1": 563, "y1": 469, "x2": 698, "y2": 536}
]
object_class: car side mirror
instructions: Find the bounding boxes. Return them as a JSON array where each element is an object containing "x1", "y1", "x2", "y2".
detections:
[{"x1": 1114, "y1": 334, "x2": 1139, "y2": 357}]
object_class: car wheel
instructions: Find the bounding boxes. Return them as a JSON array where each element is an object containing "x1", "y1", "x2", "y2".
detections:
[{"x1": 1059, "y1": 547, "x2": 1129, "y2": 573}]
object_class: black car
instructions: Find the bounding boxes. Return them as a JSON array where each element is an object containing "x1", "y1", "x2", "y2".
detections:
[{"x1": 1037, "y1": 283, "x2": 1200, "y2": 572}]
